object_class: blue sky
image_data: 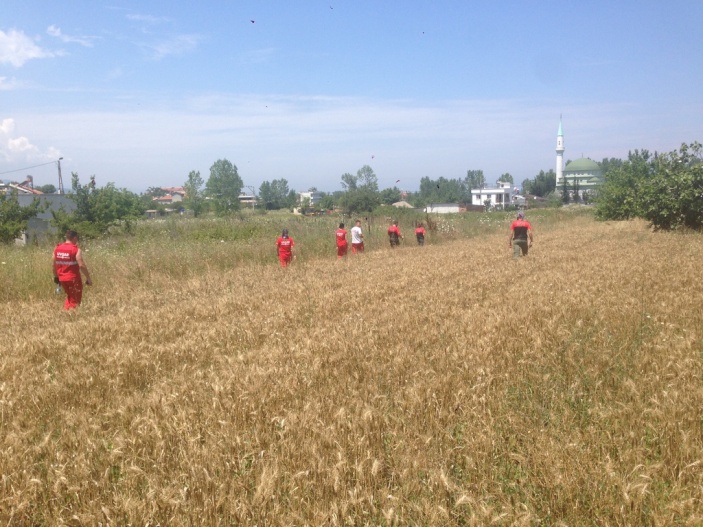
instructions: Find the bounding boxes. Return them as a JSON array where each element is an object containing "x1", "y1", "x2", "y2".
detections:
[{"x1": 1, "y1": 0, "x2": 702, "y2": 193}]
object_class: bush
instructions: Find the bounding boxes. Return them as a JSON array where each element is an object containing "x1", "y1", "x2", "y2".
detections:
[
  {"x1": 596, "y1": 143, "x2": 703, "y2": 230},
  {"x1": 52, "y1": 174, "x2": 145, "y2": 238}
]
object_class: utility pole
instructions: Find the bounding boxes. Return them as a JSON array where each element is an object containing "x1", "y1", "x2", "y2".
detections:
[
  {"x1": 57, "y1": 157, "x2": 64, "y2": 194},
  {"x1": 245, "y1": 185, "x2": 256, "y2": 209}
]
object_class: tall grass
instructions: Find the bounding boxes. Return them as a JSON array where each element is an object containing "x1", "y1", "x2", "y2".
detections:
[{"x1": 1, "y1": 209, "x2": 701, "y2": 525}]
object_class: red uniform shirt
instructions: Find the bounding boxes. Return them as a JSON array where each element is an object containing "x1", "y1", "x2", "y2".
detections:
[
  {"x1": 388, "y1": 225, "x2": 401, "y2": 237},
  {"x1": 335, "y1": 228, "x2": 348, "y2": 247},
  {"x1": 276, "y1": 236, "x2": 294, "y2": 256},
  {"x1": 54, "y1": 242, "x2": 80, "y2": 281},
  {"x1": 510, "y1": 219, "x2": 532, "y2": 241},
  {"x1": 415, "y1": 227, "x2": 426, "y2": 237}
]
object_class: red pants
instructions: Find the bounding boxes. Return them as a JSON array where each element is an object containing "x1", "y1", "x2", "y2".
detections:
[
  {"x1": 279, "y1": 254, "x2": 292, "y2": 267},
  {"x1": 61, "y1": 279, "x2": 83, "y2": 310},
  {"x1": 352, "y1": 243, "x2": 364, "y2": 254},
  {"x1": 337, "y1": 244, "x2": 348, "y2": 258}
]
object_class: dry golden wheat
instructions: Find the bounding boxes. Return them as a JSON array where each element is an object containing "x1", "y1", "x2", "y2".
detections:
[{"x1": 1, "y1": 215, "x2": 702, "y2": 525}]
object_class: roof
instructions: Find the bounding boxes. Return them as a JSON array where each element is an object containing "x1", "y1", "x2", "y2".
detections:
[
  {"x1": 392, "y1": 200, "x2": 414, "y2": 208},
  {"x1": 0, "y1": 183, "x2": 44, "y2": 195},
  {"x1": 564, "y1": 157, "x2": 601, "y2": 172}
]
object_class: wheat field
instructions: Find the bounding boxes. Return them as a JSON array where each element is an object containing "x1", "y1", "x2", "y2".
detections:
[{"x1": 1, "y1": 213, "x2": 702, "y2": 525}]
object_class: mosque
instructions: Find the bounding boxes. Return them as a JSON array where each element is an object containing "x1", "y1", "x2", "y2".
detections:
[{"x1": 555, "y1": 119, "x2": 603, "y2": 198}]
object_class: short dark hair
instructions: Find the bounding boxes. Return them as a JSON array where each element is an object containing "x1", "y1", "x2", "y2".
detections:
[
  {"x1": 339, "y1": 223, "x2": 344, "y2": 228},
  {"x1": 65, "y1": 229, "x2": 79, "y2": 240}
]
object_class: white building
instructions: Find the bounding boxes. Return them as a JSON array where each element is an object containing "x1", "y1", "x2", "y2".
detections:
[
  {"x1": 470, "y1": 181, "x2": 514, "y2": 210},
  {"x1": 298, "y1": 191, "x2": 323, "y2": 206},
  {"x1": 238, "y1": 193, "x2": 256, "y2": 207},
  {"x1": 424, "y1": 203, "x2": 461, "y2": 214}
]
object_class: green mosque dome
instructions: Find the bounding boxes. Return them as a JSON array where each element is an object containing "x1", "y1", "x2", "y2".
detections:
[{"x1": 564, "y1": 158, "x2": 600, "y2": 172}]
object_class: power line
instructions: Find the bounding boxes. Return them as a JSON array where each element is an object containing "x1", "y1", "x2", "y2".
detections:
[{"x1": 0, "y1": 160, "x2": 58, "y2": 176}]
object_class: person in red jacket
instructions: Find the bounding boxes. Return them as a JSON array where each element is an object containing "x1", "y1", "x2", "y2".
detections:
[
  {"x1": 388, "y1": 220, "x2": 403, "y2": 248},
  {"x1": 415, "y1": 223, "x2": 426, "y2": 246},
  {"x1": 508, "y1": 210, "x2": 533, "y2": 258},
  {"x1": 276, "y1": 228, "x2": 295, "y2": 267},
  {"x1": 335, "y1": 222, "x2": 348, "y2": 259},
  {"x1": 52, "y1": 229, "x2": 92, "y2": 310}
]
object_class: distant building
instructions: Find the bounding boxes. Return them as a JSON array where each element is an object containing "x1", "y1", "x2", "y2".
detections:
[
  {"x1": 471, "y1": 181, "x2": 514, "y2": 210},
  {"x1": 298, "y1": 191, "x2": 323, "y2": 206},
  {"x1": 238, "y1": 193, "x2": 256, "y2": 207},
  {"x1": 15, "y1": 193, "x2": 76, "y2": 245},
  {"x1": 392, "y1": 200, "x2": 414, "y2": 209},
  {"x1": 153, "y1": 187, "x2": 185, "y2": 205},
  {"x1": 0, "y1": 179, "x2": 44, "y2": 196},
  {"x1": 555, "y1": 119, "x2": 604, "y2": 198},
  {"x1": 424, "y1": 203, "x2": 462, "y2": 214}
]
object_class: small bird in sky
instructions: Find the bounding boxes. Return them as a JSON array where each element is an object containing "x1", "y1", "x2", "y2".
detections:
[
  {"x1": 371, "y1": 155, "x2": 375, "y2": 159},
  {"x1": 395, "y1": 179, "x2": 401, "y2": 183},
  {"x1": 250, "y1": 20, "x2": 255, "y2": 23}
]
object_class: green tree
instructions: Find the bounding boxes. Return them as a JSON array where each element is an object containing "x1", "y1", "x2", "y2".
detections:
[
  {"x1": 638, "y1": 142, "x2": 703, "y2": 230},
  {"x1": 599, "y1": 157, "x2": 624, "y2": 176},
  {"x1": 0, "y1": 190, "x2": 43, "y2": 243},
  {"x1": 38, "y1": 184, "x2": 56, "y2": 194},
  {"x1": 319, "y1": 193, "x2": 336, "y2": 210},
  {"x1": 561, "y1": 176, "x2": 570, "y2": 204},
  {"x1": 524, "y1": 170, "x2": 556, "y2": 197},
  {"x1": 465, "y1": 169, "x2": 485, "y2": 189},
  {"x1": 205, "y1": 159, "x2": 243, "y2": 215},
  {"x1": 417, "y1": 176, "x2": 468, "y2": 206},
  {"x1": 339, "y1": 166, "x2": 381, "y2": 213},
  {"x1": 595, "y1": 150, "x2": 654, "y2": 221},
  {"x1": 340, "y1": 172, "x2": 357, "y2": 191},
  {"x1": 499, "y1": 173, "x2": 514, "y2": 184},
  {"x1": 184, "y1": 170, "x2": 206, "y2": 217},
  {"x1": 356, "y1": 165, "x2": 379, "y2": 191},
  {"x1": 380, "y1": 187, "x2": 402, "y2": 205},
  {"x1": 259, "y1": 179, "x2": 294, "y2": 210},
  {"x1": 271, "y1": 179, "x2": 291, "y2": 208},
  {"x1": 52, "y1": 173, "x2": 145, "y2": 238}
]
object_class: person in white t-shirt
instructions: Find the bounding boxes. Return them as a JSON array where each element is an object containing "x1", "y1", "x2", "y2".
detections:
[{"x1": 351, "y1": 219, "x2": 364, "y2": 254}]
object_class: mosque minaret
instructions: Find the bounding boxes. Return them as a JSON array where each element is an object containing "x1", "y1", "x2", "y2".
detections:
[{"x1": 556, "y1": 117, "x2": 565, "y2": 185}]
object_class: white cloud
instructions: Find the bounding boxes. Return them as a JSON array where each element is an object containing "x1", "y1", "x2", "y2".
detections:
[
  {"x1": 148, "y1": 34, "x2": 201, "y2": 60},
  {"x1": 240, "y1": 47, "x2": 275, "y2": 64},
  {"x1": 0, "y1": 118, "x2": 62, "y2": 164},
  {"x1": 0, "y1": 76, "x2": 21, "y2": 90},
  {"x1": 126, "y1": 13, "x2": 171, "y2": 25},
  {"x1": 0, "y1": 29, "x2": 56, "y2": 67},
  {"x1": 46, "y1": 25, "x2": 98, "y2": 48}
]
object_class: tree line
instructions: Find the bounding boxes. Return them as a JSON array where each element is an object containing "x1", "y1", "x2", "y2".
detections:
[{"x1": 3, "y1": 142, "x2": 701, "y2": 243}]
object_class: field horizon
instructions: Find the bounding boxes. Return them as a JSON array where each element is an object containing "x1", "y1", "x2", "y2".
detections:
[{"x1": 1, "y1": 211, "x2": 702, "y2": 525}]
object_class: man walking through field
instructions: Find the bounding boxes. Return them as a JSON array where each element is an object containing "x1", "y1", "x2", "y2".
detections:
[
  {"x1": 388, "y1": 220, "x2": 403, "y2": 248},
  {"x1": 53, "y1": 229, "x2": 92, "y2": 310},
  {"x1": 335, "y1": 222, "x2": 348, "y2": 259},
  {"x1": 276, "y1": 229, "x2": 295, "y2": 267},
  {"x1": 508, "y1": 210, "x2": 533, "y2": 258},
  {"x1": 351, "y1": 219, "x2": 364, "y2": 254}
]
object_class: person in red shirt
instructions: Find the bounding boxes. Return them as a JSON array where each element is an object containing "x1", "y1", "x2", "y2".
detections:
[
  {"x1": 415, "y1": 223, "x2": 426, "y2": 246},
  {"x1": 335, "y1": 222, "x2": 348, "y2": 259},
  {"x1": 388, "y1": 220, "x2": 403, "y2": 248},
  {"x1": 276, "y1": 228, "x2": 295, "y2": 267},
  {"x1": 508, "y1": 210, "x2": 533, "y2": 258},
  {"x1": 52, "y1": 229, "x2": 92, "y2": 310}
]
